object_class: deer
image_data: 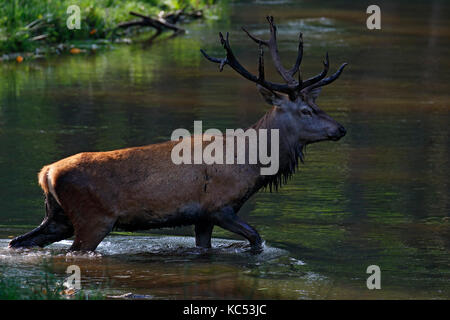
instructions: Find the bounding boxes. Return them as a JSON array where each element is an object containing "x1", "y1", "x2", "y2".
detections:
[{"x1": 9, "y1": 16, "x2": 347, "y2": 253}]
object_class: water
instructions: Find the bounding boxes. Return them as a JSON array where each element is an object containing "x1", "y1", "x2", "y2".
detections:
[{"x1": 0, "y1": 0, "x2": 449, "y2": 299}]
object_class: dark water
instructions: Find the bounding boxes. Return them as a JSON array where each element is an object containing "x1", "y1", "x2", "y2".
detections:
[{"x1": 0, "y1": 0, "x2": 449, "y2": 299}]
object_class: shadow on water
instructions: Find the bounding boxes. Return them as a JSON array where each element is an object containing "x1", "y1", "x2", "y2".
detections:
[{"x1": 0, "y1": 0, "x2": 449, "y2": 299}]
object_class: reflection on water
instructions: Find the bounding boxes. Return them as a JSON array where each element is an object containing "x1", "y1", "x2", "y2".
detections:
[
  {"x1": 1, "y1": 236, "x2": 310, "y2": 299},
  {"x1": 0, "y1": 0, "x2": 449, "y2": 299}
]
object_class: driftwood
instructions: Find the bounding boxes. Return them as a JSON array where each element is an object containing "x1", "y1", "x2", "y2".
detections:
[
  {"x1": 162, "y1": 8, "x2": 186, "y2": 24},
  {"x1": 116, "y1": 8, "x2": 205, "y2": 43},
  {"x1": 25, "y1": 18, "x2": 44, "y2": 30},
  {"x1": 161, "y1": 7, "x2": 203, "y2": 23},
  {"x1": 30, "y1": 34, "x2": 48, "y2": 41},
  {"x1": 117, "y1": 11, "x2": 185, "y2": 34}
]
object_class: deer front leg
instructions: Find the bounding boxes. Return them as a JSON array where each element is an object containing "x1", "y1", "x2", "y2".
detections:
[
  {"x1": 213, "y1": 206, "x2": 263, "y2": 252},
  {"x1": 195, "y1": 221, "x2": 214, "y2": 248}
]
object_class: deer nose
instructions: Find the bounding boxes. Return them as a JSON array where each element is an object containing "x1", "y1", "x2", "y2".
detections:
[{"x1": 328, "y1": 125, "x2": 346, "y2": 141}]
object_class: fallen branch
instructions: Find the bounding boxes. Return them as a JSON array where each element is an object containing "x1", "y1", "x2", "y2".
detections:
[
  {"x1": 30, "y1": 34, "x2": 48, "y2": 41},
  {"x1": 187, "y1": 10, "x2": 204, "y2": 19},
  {"x1": 116, "y1": 20, "x2": 151, "y2": 29},
  {"x1": 25, "y1": 18, "x2": 44, "y2": 30},
  {"x1": 118, "y1": 11, "x2": 185, "y2": 34},
  {"x1": 162, "y1": 7, "x2": 186, "y2": 24}
]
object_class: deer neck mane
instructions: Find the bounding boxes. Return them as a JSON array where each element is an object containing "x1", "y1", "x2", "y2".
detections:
[{"x1": 250, "y1": 107, "x2": 305, "y2": 192}]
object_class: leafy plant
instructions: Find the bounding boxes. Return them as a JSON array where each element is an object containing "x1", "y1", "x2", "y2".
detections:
[
  {"x1": 0, "y1": 0, "x2": 216, "y2": 54},
  {"x1": 0, "y1": 260, "x2": 104, "y2": 300}
]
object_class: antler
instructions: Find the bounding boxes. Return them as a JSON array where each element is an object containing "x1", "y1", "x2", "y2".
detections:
[
  {"x1": 300, "y1": 62, "x2": 348, "y2": 94},
  {"x1": 201, "y1": 16, "x2": 347, "y2": 101},
  {"x1": 200, "y1": 32, "x2": 294, "y2": 96},
  {"x1": 242, "y1": 16, "x2": 301, "y2": 88}
]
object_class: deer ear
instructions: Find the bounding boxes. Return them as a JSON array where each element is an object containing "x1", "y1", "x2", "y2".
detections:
[
  {"x1": 308, "y1": 87, "x2": 322, "y2": 102},
  {"x1": 257, "y1": 85, "x2": 285, "y2": 106}
]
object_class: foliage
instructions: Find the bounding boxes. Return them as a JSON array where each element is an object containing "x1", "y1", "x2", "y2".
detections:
[
  {"x1": 0, "y1": 0, "x2": 215, "y2": 54},
  {"x1": 0, "y1": 260, "x2": 104, "y2": 300}
]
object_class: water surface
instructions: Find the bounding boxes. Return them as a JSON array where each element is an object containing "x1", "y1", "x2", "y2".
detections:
[{"x1": 0, "y1": 0, "x2": 449, "y2": 299}]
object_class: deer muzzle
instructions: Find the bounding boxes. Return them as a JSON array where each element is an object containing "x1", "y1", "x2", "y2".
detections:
[{"x1": 328, "y1": 125, "x2": 347, "y2": 141}]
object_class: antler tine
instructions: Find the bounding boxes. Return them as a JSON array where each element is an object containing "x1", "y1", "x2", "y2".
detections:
[
  {"x1": 288, "y1": 32, "x2": 303, "y2": 77},
  {"x1": 301, "y1": 62, "x2": 348, "y2": 93},
  {"x1": 242, "y1": 17, "x2": 299, "y2": 87},
  {"x1": 241, "y1": 27, "x2": 268, "y2": 46},
  {"x1": 300, "y1": 52, "x2": 330, "y2": 88},
  {"x1": 265, "y1": 16, "x2": 298, "y2": 86},
  {"x1": 200, "y1": 31, "x2": 294, "y2": 95},
  {"x1": 258, "y1": 43, "x2": 265, "y2": 81}
]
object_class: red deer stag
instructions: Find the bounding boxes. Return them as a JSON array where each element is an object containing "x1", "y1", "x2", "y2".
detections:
[{"x1": 10, "y1": 16, "x2": 347, "y2": 252}]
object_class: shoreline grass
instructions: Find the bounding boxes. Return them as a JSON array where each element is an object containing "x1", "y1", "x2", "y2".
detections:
[
  {"x1": 0, "y1": 0, "x2": 215, "y2": 58},
  {"x1": 0, "y1": 261, "x2": 105, "y2": 300}
]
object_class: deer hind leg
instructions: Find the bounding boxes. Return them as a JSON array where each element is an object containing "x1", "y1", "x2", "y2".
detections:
[
  {"x1": 195, "y1": 221, "x2": 214, "y2": 248},
  {"x1": 213, "y1": 206, "x2": 263, "y2": 252},
  {"x1": 69, "y1": 213, "x2": 116, "y2": 252},
  {"x1": 51, "y1": 179, "x2": 117, "y2": 252},
  {"x1": 9, "y1": 193, "x2": 74, "y2": 248}
]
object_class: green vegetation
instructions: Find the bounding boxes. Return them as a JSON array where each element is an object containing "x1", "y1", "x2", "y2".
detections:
[
  {"x1": 0, "y1": 261, "x2": 104, "y2": 300},
  {"x1": 0, "y1": 0, "x2": 215, "y2": 55}
]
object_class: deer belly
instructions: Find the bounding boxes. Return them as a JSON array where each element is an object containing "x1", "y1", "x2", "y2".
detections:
[{"x1": 114, "y1": 202, "x2": 204, "y2": 231}]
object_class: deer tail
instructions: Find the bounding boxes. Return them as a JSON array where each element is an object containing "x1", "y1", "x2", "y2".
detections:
[
  {"x1": 38, "y1": 165, "x2": 62, "y2": 206},
  {"x1": 38, "y1": 166, "x2": 51, "y2": 194}
]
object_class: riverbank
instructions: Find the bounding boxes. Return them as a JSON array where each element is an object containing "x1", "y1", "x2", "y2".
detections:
[{"x1": 0, "y1": 0, "x2": 216, "y2": 62}]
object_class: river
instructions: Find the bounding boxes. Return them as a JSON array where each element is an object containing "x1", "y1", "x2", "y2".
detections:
[{"x1": 0, "y1": 0, "x2": 448, "y2": 299}]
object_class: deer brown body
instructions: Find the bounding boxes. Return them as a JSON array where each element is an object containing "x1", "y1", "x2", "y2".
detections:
[{"x1": 10, "y1": 17, "x2": 347, "y2": 252}]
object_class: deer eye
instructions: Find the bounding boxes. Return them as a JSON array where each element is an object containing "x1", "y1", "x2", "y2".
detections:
[{"x1": 300, "y1": 109, "x2": 312, "y2": 116}]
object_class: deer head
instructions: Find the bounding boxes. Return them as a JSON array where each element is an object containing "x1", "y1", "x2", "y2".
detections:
[{"x1": 201, "y1": 16, "x2": 347, "y2": 145}]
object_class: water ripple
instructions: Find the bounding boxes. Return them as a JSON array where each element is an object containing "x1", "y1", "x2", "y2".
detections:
[{"x1": 0, "y1": 235, "x2": 294, "y2": 263}]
